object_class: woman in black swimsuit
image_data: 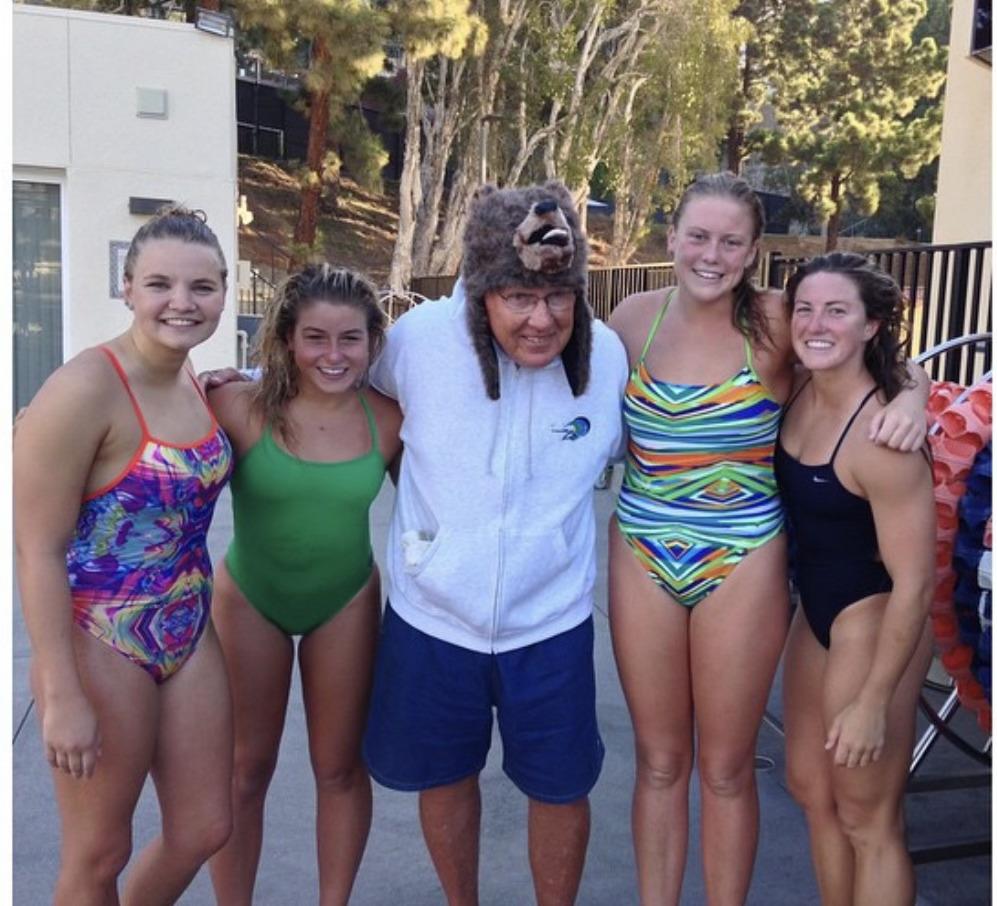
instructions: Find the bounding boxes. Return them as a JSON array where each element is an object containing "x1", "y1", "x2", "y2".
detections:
[{"x1": 775, "y1": 253, "x2": 934, "y2": 906}]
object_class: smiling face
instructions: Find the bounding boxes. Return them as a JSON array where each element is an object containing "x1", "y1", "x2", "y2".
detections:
[
  {"x1": 483, "y1": 285, "x2": 575, "y2": 369},
  {"x1": 287, "y1": 299, "x2": 371, "y2": 395},
  {"x1": 790, "y1": 271, "x2": 880, "y2": 372},
  {"x1": 123, "y1": 237, "x2": 226, "y2": 353},
  {"x1": 668, "y1": 196, "x2": 758, "y2": 305}
]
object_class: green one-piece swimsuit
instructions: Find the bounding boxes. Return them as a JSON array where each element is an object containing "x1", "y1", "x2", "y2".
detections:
[{"x1": 224, "y1": 394, "x2": 386, "y2": 635}]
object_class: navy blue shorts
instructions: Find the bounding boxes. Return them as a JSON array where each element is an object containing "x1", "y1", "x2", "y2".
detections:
[{"x1": 363, "y1": 604, "x2": 604, "y2": 804}]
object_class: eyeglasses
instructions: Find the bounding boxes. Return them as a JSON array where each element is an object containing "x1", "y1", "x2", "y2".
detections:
[{"x1": 495, "y1": 288, "x2": 576, "y2": 314}]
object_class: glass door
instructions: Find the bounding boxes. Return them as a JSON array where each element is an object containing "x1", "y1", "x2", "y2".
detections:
[{"x1": 13, "y1": 181, "x2": 63, "y2": 410}]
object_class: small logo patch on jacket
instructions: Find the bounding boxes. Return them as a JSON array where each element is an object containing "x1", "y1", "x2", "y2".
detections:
[{"x1": 553, "y1": 417, "x2": 591, "y2": 441}]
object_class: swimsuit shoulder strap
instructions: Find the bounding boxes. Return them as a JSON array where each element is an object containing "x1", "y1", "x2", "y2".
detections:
[
  {"x1": 99, "y1": 346, "x2": 151, "y2": 438},
  {"x1": 638, "y1": 289, "x2": 673, "y2": 364},
  {"x1": 742, "y1": 331, "x2": 755, "y2": 373},
  {"x1": 829, "y1": 387, "x2": 878, "y2": 465},
  {"x1": 359, "y1": 392, "x2": 380, "y2": 451},
  {"x1": 185, "y1": 364, "x2": 210, "y2": 406},
  {"x1": 782, "y1": 377, "x2": 811, "y2": 418}
]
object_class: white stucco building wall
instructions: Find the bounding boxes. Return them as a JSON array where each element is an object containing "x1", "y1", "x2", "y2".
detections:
[
  {"x1": 13, "y1": 4, "x2": 239, "y2": 376},
  {"x1": 933, "y1": 0, "x2": 992, "y2": 244}
]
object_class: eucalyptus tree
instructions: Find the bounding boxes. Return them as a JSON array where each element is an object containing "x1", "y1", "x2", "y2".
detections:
[
  {"x1": 605, "y1": 0, "x2": 745, "y2": 263},
  {"x1": 385, "y1": 0, "x2": 485, "y2": 291}
]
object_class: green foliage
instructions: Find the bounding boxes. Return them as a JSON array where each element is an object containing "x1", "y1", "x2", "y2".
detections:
[
  {"x1": 596, "y1": 0, "x2": 747, "y2": 249},
  {"x1": 755, "y1": 0, "x2": 947, "y2": 245},
  {"x1": 334, "y1": 109, "x2": 390, "y2": 192},
  {"x1": 723, "y1": 0, "x2": 783, "y2": 169},
  {"x1": 386, "y1": 0, "x2": 486, "y2": 61},
  {"x1": 231, "y1": 0, "x2": 387, "y2": 106},
  {"x1": 362, "y1": 74, "x2": 407, "y2": 132},
  {"x1": 24, "y1": 0, "x2": 191, "y2": 17}
]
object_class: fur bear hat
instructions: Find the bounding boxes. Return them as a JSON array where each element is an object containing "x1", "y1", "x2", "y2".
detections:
[{"x1": 461, "y1": 181, "x2": 592, "y2": 400}]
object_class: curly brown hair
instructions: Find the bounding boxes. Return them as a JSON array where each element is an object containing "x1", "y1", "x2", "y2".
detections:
[
  {"x1": 252, "y1": 264, "x2": 385, "y2": 445},
  {"x1": 785, "y1": 252, "x2": 912, "y2": 400}
]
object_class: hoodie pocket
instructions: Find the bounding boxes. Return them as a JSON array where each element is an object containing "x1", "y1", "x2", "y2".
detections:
[
  {"x1": 498, "y1": 523, "x2": 591, "y2": 635},
  {"x1": 402, "y1": 524, "x2": 499, "y2": 636}
]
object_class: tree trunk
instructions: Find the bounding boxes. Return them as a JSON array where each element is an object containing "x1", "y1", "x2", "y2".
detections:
[
  {"x1": 389, "y1": 58, "x2": 426, "y2": 292},
  {"x1": 825, "y1": 172, "x2": 842, "y2": 251},
  {"x1": 724, "y1": 42, "x2": 753, "y2": 173},
  {"x1": 291, "y1": 40, "x2": 331, "y2": 269},
  {"x1": 430, "y1": 164, "x2": 477, "y2": 275},
  {"x1": 412, "y1": 59, "x2": 467, "y2": 276}
]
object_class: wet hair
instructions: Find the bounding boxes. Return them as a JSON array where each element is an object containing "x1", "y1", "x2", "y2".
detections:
[
  {"x1": 671, "y1": 171, "x2": 770, "y2": 346},
  {"x1": 252, "y1": 264, "x2": 385, "y2": 445},
  {"x1": 785, "y1": 252, "x2": 911, "y2": 400},
  {"x1": 123, "y1": 204, "x2": 227, "y2": 285}
]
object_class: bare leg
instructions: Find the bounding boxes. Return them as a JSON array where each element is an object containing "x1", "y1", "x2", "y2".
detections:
[
  {"x1": 419, "y1": 775, "x2": 482, "y2": 906},
  {"x1": 122, "y1": 626, "x2": 234, "y2": 905},
  {"x1": 298, "y1": 571, "x2": 381, "y2": 906},
  {"x1": 824, "y1": 600, "x2": 932, "y2": 906},
  {"x1": 690, "y1": 535, "x2": 789, "y2": 906},
  {"x1": 38, "y1": 631, "x2": 159, "y2": 906},
  {"x1": 528, "y1": 797, "x2": 590, "y2": 906},
  {"x1": 208, "y1": 563, "x2": 295, "y2": 906},
  {"x1": 609, "y1": 521, "x2": 694, "y2": 906},
  {"x1": 783, "y1": 609, "x2": 854, "y2": 906}
]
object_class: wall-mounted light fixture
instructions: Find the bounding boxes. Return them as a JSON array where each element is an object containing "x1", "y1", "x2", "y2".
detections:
[{"x1": 136, "y1": 87, "x2": 168, "y2": 119}]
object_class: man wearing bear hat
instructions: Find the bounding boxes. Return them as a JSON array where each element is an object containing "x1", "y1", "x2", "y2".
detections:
[{"x1": 363, "y1": 181, "x2": 628, "y2": 904}]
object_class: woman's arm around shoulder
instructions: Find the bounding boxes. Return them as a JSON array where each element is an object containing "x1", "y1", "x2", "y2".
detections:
[
  {"x1": 13, "y1": 351, "x2": 119, "y2": 778},
  {"x1": 867, "y1": 361, "x2": 930, "y2": 452},
  {"x1": 207, "y1": 380, "x2": 262, "y2": 458}
]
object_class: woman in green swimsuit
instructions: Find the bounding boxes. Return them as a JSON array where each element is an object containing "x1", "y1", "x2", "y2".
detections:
[{"x1": 207, "y1": 265, "x2": 402, "y2": 905}]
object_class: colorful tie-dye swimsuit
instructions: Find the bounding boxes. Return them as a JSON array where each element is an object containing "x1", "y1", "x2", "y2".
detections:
[
  {"x1": 66, "y1": 347, "x2": 233, "y2": 683},
  {"x1": 616, "y1": 293, "x2": 783, "y2": 607}
]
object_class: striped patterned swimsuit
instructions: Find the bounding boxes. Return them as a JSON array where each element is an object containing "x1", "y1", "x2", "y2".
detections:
[
  {"x1": 616, "y1": 295, "x2": 783, "y2": 607},
  {"x1": 66, "y1": 347, "x2": 233, "y2": 683}
]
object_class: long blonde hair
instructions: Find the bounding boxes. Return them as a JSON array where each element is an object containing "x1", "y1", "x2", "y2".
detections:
[{"x1": 252, "y1": 264, "x2": 385, "y2": 445}]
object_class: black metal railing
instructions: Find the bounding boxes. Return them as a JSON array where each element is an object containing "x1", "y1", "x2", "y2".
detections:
[
  {"x1": 238, "y1": 268, "x2": 278, "y2": 316},
  {"x1": 237, "y1": 122, "x2": 286, "y2": 159},
  {"x1": 238, "y1": 234, "x2": 294, "y2": 316},
  {"x1": 587, "y1": 264, "x2": 676, "y2": 322}
]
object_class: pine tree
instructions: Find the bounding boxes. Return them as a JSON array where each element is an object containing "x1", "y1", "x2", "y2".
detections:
[
  {"x1": 232, "y1": 0, "x2": 387, "y2": 267},
  {"x1": 722, "y1": 0, "x2": 782, "y2": 173},
  {"x1": 756, "y1": 0, "x2": 946, "y2": 249}
]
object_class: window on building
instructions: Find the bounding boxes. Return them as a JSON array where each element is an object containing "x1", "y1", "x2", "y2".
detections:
[
  {"x1": 972, "y1": 0, "x2": 992, "y2": 64},
  {"x1": 13, "y1": 181, "x2": 63, "y2": 410}
]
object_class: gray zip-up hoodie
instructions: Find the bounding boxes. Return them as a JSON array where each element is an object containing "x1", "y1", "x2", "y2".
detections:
[{"x1": 370, "y1": 284, "x2": 628, "y2": 654}]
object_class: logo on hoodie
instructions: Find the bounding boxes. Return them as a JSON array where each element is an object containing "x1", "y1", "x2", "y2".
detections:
[{"x1": 553, "y1": 417, "x2": 591, "y2": 441}]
